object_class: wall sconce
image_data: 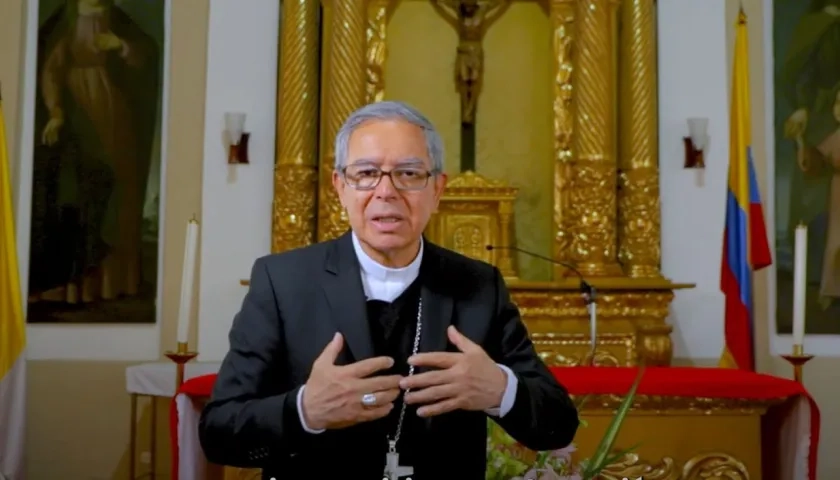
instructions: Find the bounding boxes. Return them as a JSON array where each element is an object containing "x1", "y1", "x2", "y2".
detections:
[
  {"x1": 683, "y1": 117, "x2": 709, "y2": 168},
  {"x1": 225, "y1": 112, "x2": 249, "y2": 164}
]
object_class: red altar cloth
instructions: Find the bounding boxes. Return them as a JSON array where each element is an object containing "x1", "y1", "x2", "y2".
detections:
[{"x1": 171, "y1": 367, "x2": 820, "y2": 480}]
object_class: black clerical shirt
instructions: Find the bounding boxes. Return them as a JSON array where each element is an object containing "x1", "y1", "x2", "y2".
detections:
[{"x1": 366, "y1": 277, "x2": 425, "y2": 465}]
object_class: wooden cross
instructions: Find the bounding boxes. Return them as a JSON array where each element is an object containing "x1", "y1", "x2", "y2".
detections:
[{"x1": 431, "y1": 0, "x2": 511, "y2": 172}]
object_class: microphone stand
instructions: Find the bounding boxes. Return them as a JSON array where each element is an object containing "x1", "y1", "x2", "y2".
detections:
[
  {"x1": 581, "y1": 282, "x2": 596, "y2": 366},
  {"x1": 486, "y1": 245, "x2": 598, "y2": 365}
]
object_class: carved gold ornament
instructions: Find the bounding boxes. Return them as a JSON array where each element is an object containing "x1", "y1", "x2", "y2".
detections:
[{"x1": 600, "y1": 452, "x2": 750, "y2": 480}]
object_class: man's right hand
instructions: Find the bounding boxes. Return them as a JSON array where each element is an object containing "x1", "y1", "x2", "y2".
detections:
[{"x1": 301, "y1": 332, "x2": 402, "y2": 430}]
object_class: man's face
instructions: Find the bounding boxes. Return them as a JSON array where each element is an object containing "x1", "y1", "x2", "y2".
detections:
[{"x1": 332, "y1": 119, "x2": 446, "y2": 266}]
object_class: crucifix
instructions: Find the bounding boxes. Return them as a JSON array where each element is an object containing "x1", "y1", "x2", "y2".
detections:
[
  {"x1": 431, "y1": 0, "x2": 511, "y2": 172},
  {"x1": 382, "y1": 440, "x2": 413, "y2": 480}
]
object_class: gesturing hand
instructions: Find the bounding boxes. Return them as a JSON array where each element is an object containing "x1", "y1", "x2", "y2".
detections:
[
  {"x1": 402, "y1": 326, "x2": 507, "y2": 417},
  {"x1": 301, "y1": 333, "x2": 403, "y2": 430}
]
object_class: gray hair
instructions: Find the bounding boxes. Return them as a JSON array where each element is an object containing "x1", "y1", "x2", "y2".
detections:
[{"x1": 333, "y1": 101, "x2": 445, "y2": 172}]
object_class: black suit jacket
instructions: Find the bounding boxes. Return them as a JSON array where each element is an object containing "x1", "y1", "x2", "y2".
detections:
[{"x1": 198, "y1": 232, "x2": 579, "y2": 479}]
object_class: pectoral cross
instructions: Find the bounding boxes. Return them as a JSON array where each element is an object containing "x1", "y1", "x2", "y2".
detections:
[{"x1": 382, "y1": 440, "x2": 413, "y2": 480}]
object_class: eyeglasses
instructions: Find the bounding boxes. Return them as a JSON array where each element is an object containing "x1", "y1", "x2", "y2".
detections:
[{"x1": 342, "y1": 165, "x2": 438, "y2": 191}]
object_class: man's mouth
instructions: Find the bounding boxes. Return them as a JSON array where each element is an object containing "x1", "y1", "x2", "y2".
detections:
[{"x1": 372, "y1": 215, "x2": 403, "y2": 223}]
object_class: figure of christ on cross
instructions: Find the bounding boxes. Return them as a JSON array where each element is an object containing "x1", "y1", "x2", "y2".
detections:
[{"x1": 431, "y1": 0, "x2": 511, "y2": 172}]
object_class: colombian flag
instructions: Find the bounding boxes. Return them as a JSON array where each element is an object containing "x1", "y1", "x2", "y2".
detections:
[
  {"x1": 719, "y1": 10, "x2": 772, "y2": 372},
  {"x1": 0, "y1": 85, "x2": 26, "y2": 478}
]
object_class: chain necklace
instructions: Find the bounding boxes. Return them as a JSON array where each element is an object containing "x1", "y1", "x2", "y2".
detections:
[{"x1": 383, "y1": 296, "x2": 423, "y2": 479}]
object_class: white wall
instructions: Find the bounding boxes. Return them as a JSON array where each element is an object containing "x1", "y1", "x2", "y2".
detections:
[
  {"x1": 196, "y1": 0, "x2": 279, "y2": 360},
  {"x1": 15, "y1": 0, "x2": 169, "y2": 361},
  {"x1": 658, "y1": 0, "x2": 840, "y2": 359},
  {"x1": 658, "y1": 0, "x2": 730, "y2": 360}
]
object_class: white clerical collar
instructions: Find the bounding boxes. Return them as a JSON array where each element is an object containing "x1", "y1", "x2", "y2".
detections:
[{"x1": 351, "y1": 232, "x2": 423, "y2": 301}]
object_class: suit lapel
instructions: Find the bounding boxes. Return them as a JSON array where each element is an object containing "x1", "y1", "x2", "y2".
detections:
[
  {"x1": 418, "y1": 242, "x2": 455, "y2": 359},
  {"x1": 321, "y1": 232, "x2": 375, "y2": 361}
]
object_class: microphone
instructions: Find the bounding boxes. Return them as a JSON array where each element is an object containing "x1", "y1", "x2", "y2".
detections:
[
  {"x1": 486, "y1": 244, "x2": 598, "y2": 362},
  {"x1": 485, "y1": 245, "x2": 594, "y2": 303}
]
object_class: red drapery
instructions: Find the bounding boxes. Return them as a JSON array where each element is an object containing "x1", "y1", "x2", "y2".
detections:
[{"x1": 170, "y1": 367, "x2": 820, "y2": 480}]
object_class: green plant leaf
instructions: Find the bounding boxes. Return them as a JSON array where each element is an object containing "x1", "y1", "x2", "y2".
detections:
[
  {"x1": 582, "y1": 366, "x2": 645, "y2": 478},
  {"x1": 575, "y1": 393, "x2": 593, "y2": 411},
  {"x1": 601, "y1": 442, "x2": 641, "y2": 467}
]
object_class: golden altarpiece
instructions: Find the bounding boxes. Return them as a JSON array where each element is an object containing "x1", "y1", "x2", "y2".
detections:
[{"x1": 220, "y1": 0, "x2": 771, "y2": 478}]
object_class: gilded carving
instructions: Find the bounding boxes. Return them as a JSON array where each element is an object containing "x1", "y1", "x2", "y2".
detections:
[
  {"x1": 618, "y1": 167, "x2": 661, "y2": 276},
  {"x1": 511, "y1": 290, "x2": 672, "y2": 319},
  {"x1": 579, "y1": 395, "x2": 780, "y2": 413},
  {"x1": 549, "y1": 0, "x2": 576, "y2": 278},
  {"x1": 445, "y1": 169, "x2": 514, "y2": 191},
  {"x1": 512, "y1": 289, "x2": 674, "y2": 366},
  {"x1": 272, "y1": 0, "x2": 320, "y2": 252},
  {"x1": 452, "y1": 224, "x2": 486, "y2": 259},
  {"x1": 365, "y1": 0, "x2": 395, "y2": 103},
  {"x1": 682, "y1": 452, "x2": 749, "y2": 480},
  {"x1": 540, "y1": 348, "x2": 621, "y2": 367},
  {"x1": 445, "y1": 203, "x2": 494, "y2": 212},
  {"x1": 569, "y1": 0, "x2": 621, "y2": 276},
  {"x1": 427, "y1": 171, "x2": 519, "y2": 278},
  {"x1": 318, "y1": 0, "x2": 368, "y2": 242},
  {"x1": 618, "y1": 0, "x2": 661, "y2": 277},
  {"x1": 272, "y1": 164, "x2": 318, "y2": 253},
  {"x1": 598, "y1": 452, "x2": 751, "y2": 480},
  {"x1": 566, "y1": 160, "x2": 620, "y2": 275},
  {"x1": 534, "y1": 333, "x2": 635, "y2": 366},
  {"x1": 601, "y1": 453, "x2": 678, "y2": 480}
]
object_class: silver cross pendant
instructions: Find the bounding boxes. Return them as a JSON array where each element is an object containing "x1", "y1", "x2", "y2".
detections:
[{"x1": 382, "y1": 440, "x2": 413, "y2": 480}]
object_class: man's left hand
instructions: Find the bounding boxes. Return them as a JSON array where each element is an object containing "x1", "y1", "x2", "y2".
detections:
[{"x1": 402, "y1": 325, "x2": 507, "y2": 417}]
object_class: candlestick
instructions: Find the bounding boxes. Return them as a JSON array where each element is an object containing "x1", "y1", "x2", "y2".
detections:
[
  {"x1": 165, "y1": 341, "x2": 199, "y2": 388},
  {"x1": 792, "y1": 223, "x2": 807, "y2": 345},
  {"x1": 177, "y1": 216, "x2": 199, "y2": 344},
  {"x1": 781, "y1": 343, "x2": 814, "y2": 384}
]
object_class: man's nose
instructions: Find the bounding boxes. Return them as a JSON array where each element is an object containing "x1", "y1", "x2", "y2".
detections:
[{"x1": 374, "y1": 173, "x2": 398, "y2": 198}]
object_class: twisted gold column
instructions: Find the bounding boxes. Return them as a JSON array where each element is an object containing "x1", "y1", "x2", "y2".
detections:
[
  {"x1": 272, "y1": 0, "x2": 321, "y2": 253},
  {"x1": 569, "y1": 0, "x2": 622, "y2": 276},
  {"x1": 550, "y1": 0, "x2": 576, "y2": 280},
  {"x1": 365, "y1": 0, "x2": 396, "y2": 103},
  {"x1": 318, "y1": 0, "x2": 369, "y2": 241},
  {"x1": 618, "y1": 0, "x2": 661, "y2": 277}
]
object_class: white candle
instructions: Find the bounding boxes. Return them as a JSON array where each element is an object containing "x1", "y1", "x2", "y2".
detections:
[
  {"x1": 792, "y1": 224, "x2": 808, "y2": 346},
  {"x1": 177, "y1": 218, "x2": 199, "y2": 345}
]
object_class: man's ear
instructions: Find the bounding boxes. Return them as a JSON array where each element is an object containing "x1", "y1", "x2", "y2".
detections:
[
  {"x1": 332, "y1": 169, "x2": 345, "y2": 205},
  {"x1": 432, "y1": 173, "x2": 447, "y2": 206}
]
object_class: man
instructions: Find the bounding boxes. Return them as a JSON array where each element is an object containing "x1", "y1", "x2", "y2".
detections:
[{"x1": 198, "y1": 101, "x2": 579, "y2": 479}]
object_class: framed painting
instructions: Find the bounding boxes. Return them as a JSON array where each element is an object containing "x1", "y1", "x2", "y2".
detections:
[
  {"x1": 773, "y1": 0, "x2": 840, "y2": 334},
  {"x1": 25, "y1": 0, "x2": 165, "y2": 324}
]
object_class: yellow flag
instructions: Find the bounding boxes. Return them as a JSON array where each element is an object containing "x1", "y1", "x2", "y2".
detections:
[{"x1": 0, "y1": 84, "x2": 26, "y2": 479}]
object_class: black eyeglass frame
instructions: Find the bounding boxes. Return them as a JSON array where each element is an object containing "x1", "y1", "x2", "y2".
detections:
[{"x1": 340, "y1": 165, "x2": 441, "y2": 191}]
